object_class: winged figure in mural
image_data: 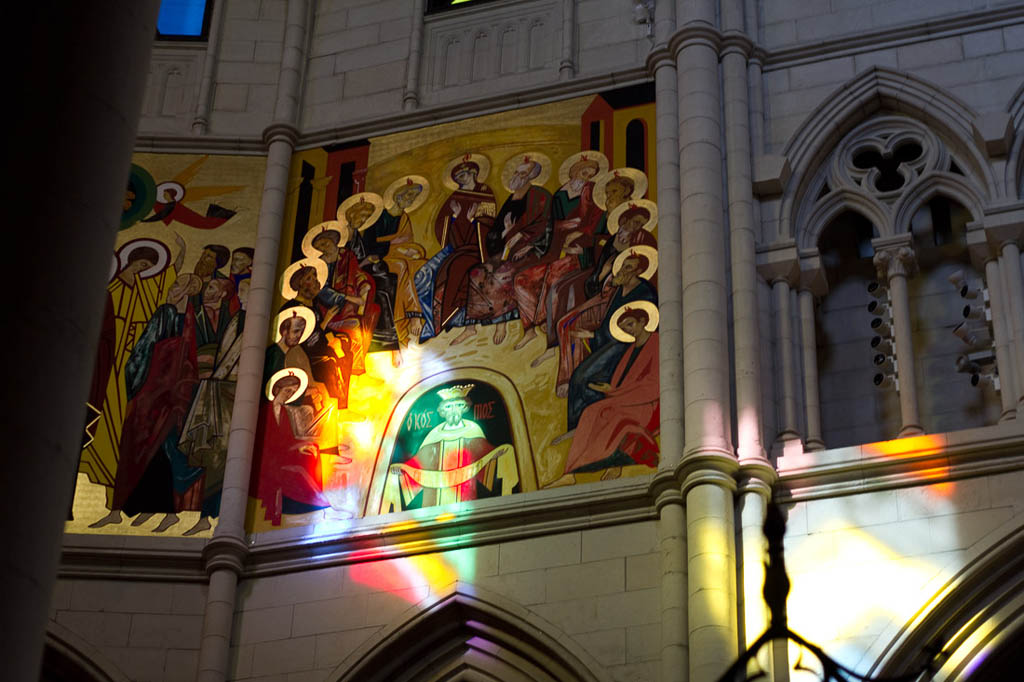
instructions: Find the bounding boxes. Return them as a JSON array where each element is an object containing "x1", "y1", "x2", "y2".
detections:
[{"x1": 142, "y1": 155, "x2": 243, "y2": 230}]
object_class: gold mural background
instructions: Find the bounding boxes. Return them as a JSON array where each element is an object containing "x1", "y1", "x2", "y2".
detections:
[
  {"x1": 68, "y1": 152, "x2": 266, "y2": 538},
  {"x1": 250, "y1": 90, "x2": 660, "y2": 533}
]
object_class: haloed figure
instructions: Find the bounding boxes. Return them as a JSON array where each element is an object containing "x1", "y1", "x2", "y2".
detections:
[{"x1": 547, "y1": 306, "x2": 660, "y2": 488}]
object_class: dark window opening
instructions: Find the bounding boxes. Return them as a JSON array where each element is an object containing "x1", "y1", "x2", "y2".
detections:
[
  {"x1": 817, "y1": 210, "x2": 878, "y2": 276},
  {"x1": 336, "y1": 161, "x2": 356, "y2": 207},
  {"x1": 625, "y1": 119, "x2": 646, "y2": 172},
  {"x1": 589, "y1": 121, "x2": 602, "y2": 152},
  {"x1": 290, "y1": 162, "x2": 316, "y2": 263},
  {"x1": 852, "y1": 142, "x2": 923, "y2": 193},
  {"x1": 816, "y1": 181, "x2": 831, "y2": 201},
  {"x1": 157, "y1": 0, "x2": 212, "y2": 40}
]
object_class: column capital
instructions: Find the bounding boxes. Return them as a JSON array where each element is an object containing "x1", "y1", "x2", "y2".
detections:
[
  {"x1": 736, "y1": 466, "x2": 775, "y2": 500},
  {"x1": 678, "y1": 453, "x2": 740, "y2": 497},
  {"x1": 872, "y1": 238, "x2": 918, "y2": 280},
  {"x1": 202, "y1": 535, "x2": 249, "y2": 576},
  {"x1": 262, "y1": 122, "x2": 299, "y2": 148},
  {"x1": 719, "y1": 30, "x2": 754, "y2": 59},
  {"x1": 669, "y1": 23, "x2": 721, "y2": 59},
  {"x1": 645, "y1": 44, "x2": 676, "y2": 74}
]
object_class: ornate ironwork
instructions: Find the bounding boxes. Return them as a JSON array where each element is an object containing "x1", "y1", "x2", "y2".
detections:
[{"x1": 717, "y1": 502, "x2": 942, "y2": 682}]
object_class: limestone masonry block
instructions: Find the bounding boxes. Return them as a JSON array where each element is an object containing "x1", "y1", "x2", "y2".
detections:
[
  {"x1": 752, "y1": 155, "x2": 791, "y2": 197},
  {"x1": 972, "y1": 111, "x2": 1014, "y2": 157}
]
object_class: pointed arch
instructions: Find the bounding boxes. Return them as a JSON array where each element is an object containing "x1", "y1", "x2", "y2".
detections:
[
  {"x1": 800, "y1": 188, "x2": 886, "y2": 250},
  {"x1": 778, "y1": 67, "x2": 996, "y2": 245},
  {"x1": 869, "y1": 521, "x2": 1024, "y2": 680},
  {"x1": 891, "y1": 171, "x2": 986, "y2": 236},
  {"x1": 43, "y1": 622, "x2": 131, "y2": 682},
  {"x1": 329, "y1": 582, "x2": 612, "y2": 682}
]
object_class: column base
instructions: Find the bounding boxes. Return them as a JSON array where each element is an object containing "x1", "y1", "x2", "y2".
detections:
[
  {"x1": 804, "y1": 438, "x2": 826, "y2": 451},
  {"x1": 897, "y1": 425, "x2": 924, "y2": 438}
]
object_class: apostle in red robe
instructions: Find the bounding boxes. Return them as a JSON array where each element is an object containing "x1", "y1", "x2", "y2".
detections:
[
  {"x1": 547, "y1": 307, "x2": 660, "y2": 487},
  {"x1": 415, "y1": 157, "x2": 497, "y2": 342},
  {"x1": 251, "y1": 372, "x2": 331, "y2": 526},
  {"x1": 310, "y1": 227, "x2": 380, "y2": 375}
]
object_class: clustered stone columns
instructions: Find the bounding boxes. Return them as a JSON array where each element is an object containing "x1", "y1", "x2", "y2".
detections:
[
  {"x1": 3, "y1": 2, "x2": 161, "y2": 679},
  {"x1": 872, "y1": 239, "x2": 923, "y2": 437},
  {"x1": 196, "y1": 2, "x2": 311, "y2": 680},
  {"x1": 671, "y1": 0, "x2": 740, "y2": 678},
  {"x1": 648, "y1": 0, "x2": 688, "y2": 677}
]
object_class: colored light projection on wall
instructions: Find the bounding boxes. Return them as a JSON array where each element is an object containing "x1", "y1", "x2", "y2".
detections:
[
  {"x1": 67, "y1": 152, "x2": 266, "y2": 538},
  {"x1": 248, "y1": 84, "x2": 661, "y2": 532}
]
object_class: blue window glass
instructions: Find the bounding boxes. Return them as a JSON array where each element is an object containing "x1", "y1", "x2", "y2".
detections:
[{"x1": 158, "y1": 0, "x2": 209, "y2": 38}]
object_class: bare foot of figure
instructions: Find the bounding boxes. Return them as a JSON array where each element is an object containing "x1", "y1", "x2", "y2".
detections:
[
  {"x1": 544, "y1": 473, "x2": 576, "y2": 488},
  {"x1": 555, "y1": 383, "x2": 569, "y2": 399},
  {"x1": 392, "y1": 349, "x2": 403, "y2": 368},
  {"x1": 550, "y1": 429, "x2": 575, "y2": 446},
  {"x1": 88, "y1": 510, "x2": 123, "y2": 529},
  {"x1": 514, "y1": 326, "x2": 537, "y2": 350},
  {"x1": 182, "y1": 516, "x2": 211, "y2": 536},
  {"x1": 600, "y1": 467, "x2": 622, "y2": 481},
  {"x1": 153, "y1": 513, "x2": 180, "y2": 533},
  {"x1": 130, "y1": 512, "x2": 155, "y2": 527},
  {"x1": 530, "y1": 347, "x2": 555, "y2": 368},
  {"x1": 493, "y1": 322, "x2": 507, "y2": 344},
  {"x1": 450, "y1": 325, "x2": 477, "y2": 346}
]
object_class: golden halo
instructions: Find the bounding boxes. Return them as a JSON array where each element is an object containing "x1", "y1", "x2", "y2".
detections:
[
  {"x1": 442, "y1": 153, "x2": 492, "y2": 192},
  {"x1": 383, "y1": 175, "x2": 431, "y2": 213},
  {"x1": 303, "y1": 220, "x2": 352, "y2": 259},
  {"x1": 280, "y1": 258, "x2": 329, "y2": 300},
  {"x1": 265, "y1": 367, "x2": 308, "y2": 403},
  {"x1": 609, "y1": 300, "x2": 659, "y2": 342},
  {"x1": 611, "y1": 245, "x2": 659, "y2": 281},
  {"x1": 337, "y1": 192, "x2": 384, "y2": 232},
  {"x1": 557, "y1": 151, "x2": 609, "y2": 185},
  {"x1": 274, "y1": 306, "x2": 316, "y2": 345},
  {"x1": 117, "y1": 238, "x2": 170, "y2": 278},
  {"x1": 593, "y1": 168, "x2": 648, "y2": 211},
  {"x1": 607, "y1": 199, "x2": 658, "y2": 235},
  {"x1": 501, "y1": 152, "x2": 552, "y2": 192}
]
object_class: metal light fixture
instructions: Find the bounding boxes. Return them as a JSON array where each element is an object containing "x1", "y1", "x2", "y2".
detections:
[{"x1": 717, "y1": 503, "x2": 941, "y2": 682}]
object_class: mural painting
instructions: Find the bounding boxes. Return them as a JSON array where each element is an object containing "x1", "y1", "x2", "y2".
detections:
[
  {"x1": 68, "y1": 153, "x2": 265, "y2": 537},
  {"x1": 249, "y1": 84, "x2": 663, "y2": 531}
]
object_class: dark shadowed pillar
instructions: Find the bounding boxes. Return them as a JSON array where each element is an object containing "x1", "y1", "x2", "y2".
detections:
[{"x1": 0, "y1": 2, "x2": 160, "y2": 679}]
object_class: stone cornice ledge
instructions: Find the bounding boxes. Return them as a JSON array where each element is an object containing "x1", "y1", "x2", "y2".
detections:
[
  {"x1": 776, "y1": 421, "x2": 1024, "y2": 503},
  {"x1": 245, "y1": 476, "x2": 656, "y2": 576},
  {"x1": 59, "y1": 534, "x2": 207, "y2": 582}
]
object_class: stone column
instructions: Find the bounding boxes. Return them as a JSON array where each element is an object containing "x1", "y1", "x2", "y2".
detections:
[
  {"x1": 797, "y1": 287, "x2": 825, "y2": 449},
  {"x1": 873, "y1": 242, "x2": 922, "y2": 437},
  {"x1": 737, "y1": 477, "x2": 772, "y2": 657},
  {"x1": 721, "y1": 23, "x2": 767, "y2": 465},
  {"x1": 673, "y1": 1, "x2": 738, "y2": 679},
  {"x1": 771, "y1": 278, "x2": 801, "y2": 443},
  {"x1": 983, "y1": 257, "x2": 1018, "y2": 421},
  {"x1": 192, "y1": 0, "x2": 228, "y2": 133},
  {"x1": 649, "y1": 1, "x2": 687, "y2": 678},
  {"x1": 999, "y1": 241, "x2": 1024, "y2": 413},
  {"x1": 559, "y1": 0, "x2": 576, "y2": 80},
  {"x1": 2, "y1": 2, "x2": 160, "y2": 680},
  {"x1": 196, "y1": 2, "x2": 310, "y2": 680},
  {"x1": 403, "y1": 0, "x2": 425, "y2": 110}
]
